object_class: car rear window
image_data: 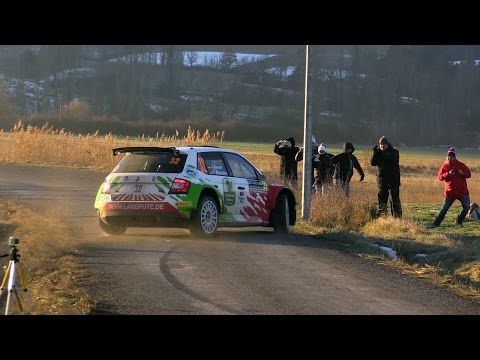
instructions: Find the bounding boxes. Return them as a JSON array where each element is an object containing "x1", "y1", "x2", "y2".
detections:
[{"x1": 113, "y1": 153, "x2": 187, "y2": 173}]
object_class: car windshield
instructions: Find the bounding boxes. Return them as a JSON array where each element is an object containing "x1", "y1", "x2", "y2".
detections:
[{"x1": 113, "y1": 153, "x2": 187, "y2": 173}]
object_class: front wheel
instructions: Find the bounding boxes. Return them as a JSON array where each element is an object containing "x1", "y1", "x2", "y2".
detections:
[
  {"x1": 190, "y1": 196, "x2": 219, "y2": 237},
  {"x1": 272, "y1": 193, "x2": 289, "y2": 234},
  {"x1": 98, "y1": 213, "x2": 127, "y2": 235}
]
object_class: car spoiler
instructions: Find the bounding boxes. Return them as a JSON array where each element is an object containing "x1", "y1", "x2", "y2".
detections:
[
  {"x1": 112, "y1": 147, "x2": 179, "y2": 156},
  {"x1": 186, "y1": 145, "x2": 220, "y2": 148}
]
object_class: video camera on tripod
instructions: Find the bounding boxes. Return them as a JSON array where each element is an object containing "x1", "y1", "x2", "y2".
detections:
[
  {"x1": 0, "y1": 236, "x2": 31, "y2": 315},
  {"x1": 8, "y1": 237, "x2": 20, "y2": 263},
  {"x1": 8, "y1": 237, "x2": 19, "y2": 247}
]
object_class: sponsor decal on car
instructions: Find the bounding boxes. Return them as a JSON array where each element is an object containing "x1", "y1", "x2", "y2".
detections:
[
  {"x1": 248, "y1": 179, "x2": 268, "y2": 192},
  {"x1": 105, "y1": 202, "x2": 166, "y2": 211},
  {"x1": 176, "y1": 201, "x2": 192, "y2": 207},
  {"x1": 222, "y1": 178, "x2": 236, "y2": 206},
  {"x1": 103, "y1": 201, "x2": 185, "y2": 217},
  {"x1": 186, "y1": 169, "x2": 196, "y2": 177}
]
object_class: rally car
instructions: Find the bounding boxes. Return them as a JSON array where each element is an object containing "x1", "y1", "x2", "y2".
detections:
[{"x1": 94, "y1": 146, "x2": 296, "y2": 237}]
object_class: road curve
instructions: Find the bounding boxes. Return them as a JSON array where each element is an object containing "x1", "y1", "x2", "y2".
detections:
[{"x1": 0, "y1": 162, "x2": 479, "y2": 315}]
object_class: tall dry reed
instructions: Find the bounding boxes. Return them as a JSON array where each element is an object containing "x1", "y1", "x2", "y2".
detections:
[{"x1": 0, "y1": 121, "x2": 224, "y2": 171}]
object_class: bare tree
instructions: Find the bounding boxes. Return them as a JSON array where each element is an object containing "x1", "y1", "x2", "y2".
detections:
[
  {"x1": 220, "y1": 51, "x2": 237, "y2": 70},
  {"x1": 186, "y1": 51, "x2": 198, "y2": 67}
]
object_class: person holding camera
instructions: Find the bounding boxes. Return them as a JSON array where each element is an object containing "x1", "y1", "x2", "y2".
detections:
[
  {"x1": 428, "y1": 147, "x2": 471, "y2": 228},
  {"x1": 274, "y1": 137, "x2": 299, "y2": 187},
  {"x1": 370, "y1": 136, "x2": 402, "y2": 218}
]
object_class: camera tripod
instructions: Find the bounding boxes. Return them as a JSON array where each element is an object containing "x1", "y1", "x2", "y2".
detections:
[{"x1": 0, "y1": 244, "x2": 31, "y2": 315}]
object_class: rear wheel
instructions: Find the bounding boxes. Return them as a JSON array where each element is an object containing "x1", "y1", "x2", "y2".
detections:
[
  {"x1": 272, "y1": 193, "x2": 289, "y2": 234},
  {"x1": 98, "y1": 213, "x2": 127, "y2": 235},
  {"x1": 190, "y1": 196, "x2": 218, "y2": 237}
]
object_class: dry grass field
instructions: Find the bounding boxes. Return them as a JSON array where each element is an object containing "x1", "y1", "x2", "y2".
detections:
[{"x1": 2, "y1": 121, "x2": 480, "y2": 312}]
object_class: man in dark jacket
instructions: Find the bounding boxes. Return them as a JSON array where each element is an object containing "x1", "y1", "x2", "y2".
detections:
[
  {"x1": 370, "y1": 136, "x2": 402, "y2": 218},
  {"x1": 428, "y1": 147, "x2": 471, "y2": 228},
  {"x1": 331, "y1": 142, "x2": 364, "y2": 197},
  {"x1": 274, "y1": 137, "x2": 299, "y2": 187}
]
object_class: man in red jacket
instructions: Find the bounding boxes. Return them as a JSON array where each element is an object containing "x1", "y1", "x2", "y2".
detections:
[{"x1": 428, "y1": 147, "x2": 471, "y2": 228}]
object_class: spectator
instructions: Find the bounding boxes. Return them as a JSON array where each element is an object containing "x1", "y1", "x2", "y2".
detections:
[
  {"x1": 274, "y1": 137, "x2": 300, "y2": 187},
  {"x1": 370, "y1": 136, "x2": 402, "y2": 218},
  {"x1": 428, "y1": 147, "x2": 471, "y2": 228},
  {"x1": 331, "y1": 142, "x2": 364, "y2": 197},
  {"x1": 321, "y1": 143, "x2": 335, "y2": 186},
  {"x1": 313, "y1": 143, "x2": 333, "y2": 195}
]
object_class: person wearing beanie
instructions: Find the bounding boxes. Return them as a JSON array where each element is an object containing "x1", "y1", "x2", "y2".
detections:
[
  {"x1": 318, "y1": 143, "x2": 327, "y2": 154},
  {"x1": 371, "y1": 136, "x2": 402, "y2": 218},
  {"x1": 379, "y1": 136, "x2": 389, "y2": 145},
  {"x1": 447, "y1": 147, "x2": 456, "y2": 158},
  {"x1": 331, "y1": 142, "x2": 365, "y2": 197},
  {"x1": 428, "y1": 147, "x2": 471, "y2": 228},
  {"x1": 312, "y1": 143, "x2": 334, "y2": 195}
]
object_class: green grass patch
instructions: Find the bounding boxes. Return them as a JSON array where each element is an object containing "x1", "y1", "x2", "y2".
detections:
[{"x1": 352, "y1": 204, "x2": 480, "y2": 298}]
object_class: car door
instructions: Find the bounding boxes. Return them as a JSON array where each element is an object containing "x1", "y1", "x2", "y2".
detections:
[
  {"x1": 198, "y1": 152, "x2": 238, "y2": 223},
  {"x1": 222, "y1": 152, "x2": 269, "y2": 224}
]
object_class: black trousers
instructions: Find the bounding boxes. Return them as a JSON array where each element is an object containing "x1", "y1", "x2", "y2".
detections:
[{"x1": 377, "y1": 184, "x2": 402, "y2": 218}]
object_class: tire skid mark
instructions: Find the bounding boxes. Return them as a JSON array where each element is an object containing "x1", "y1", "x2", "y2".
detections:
[{"x1": 159, "y1": 248, "x2": 240, "y2": 314}]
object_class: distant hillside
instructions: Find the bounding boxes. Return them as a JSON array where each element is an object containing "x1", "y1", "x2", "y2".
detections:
[{"x1": 1, "y1": 45, "x2": 480, "y2": 146}]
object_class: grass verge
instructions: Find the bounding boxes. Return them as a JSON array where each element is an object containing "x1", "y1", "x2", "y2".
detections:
[
  {"x1": 294, "y1": 209, "x2": 480, "y2": 302},
  {"x1": 0, "y1": 198, "x2": 91, "y2": 314}
]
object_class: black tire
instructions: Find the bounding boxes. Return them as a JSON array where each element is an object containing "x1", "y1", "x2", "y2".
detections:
[
  {"x1": 98, "y1": 213, "x2": 127, "y2": 235},
  {"x1": 272, "y1": 193, "x2": 289, "y2": 234},
  {"x1": 190, "y1": 196, "x2": 219, "y2": 237}
]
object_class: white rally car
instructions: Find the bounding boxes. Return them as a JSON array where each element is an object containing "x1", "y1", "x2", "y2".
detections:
[{"x1": 94, "y1": 146, "x2": 296, "y2": 236}]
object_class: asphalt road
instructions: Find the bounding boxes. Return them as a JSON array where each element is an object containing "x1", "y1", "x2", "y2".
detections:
[{"x1": 1, "y1": 162, "x2": 480, "y2": 315}]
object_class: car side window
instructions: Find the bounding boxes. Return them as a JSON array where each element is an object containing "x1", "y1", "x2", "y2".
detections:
[
  {"x1": 223, "y1": 153, "x2": 257, "y2": 179},
  {"x1": 199, "y1": 153, "x2": 229, "y2": 176}
]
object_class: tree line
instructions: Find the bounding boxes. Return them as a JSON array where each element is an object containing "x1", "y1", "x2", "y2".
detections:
[{"x1": 0, "y1": 45, "x2": 479, "y2": 146}]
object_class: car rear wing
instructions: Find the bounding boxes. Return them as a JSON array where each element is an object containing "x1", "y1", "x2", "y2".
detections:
[{"x1": 112, "y1": 147, "x2": 179, "y2": 156}]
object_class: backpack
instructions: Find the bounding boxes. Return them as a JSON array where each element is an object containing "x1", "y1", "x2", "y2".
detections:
[{"x1": 468, "y1": 203, "x2": 480, "y2": 221}]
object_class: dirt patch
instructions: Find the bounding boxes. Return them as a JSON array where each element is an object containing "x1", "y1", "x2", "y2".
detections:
[{"x1": 0, "y1": 198, "x2": 92, "y2": 314}]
